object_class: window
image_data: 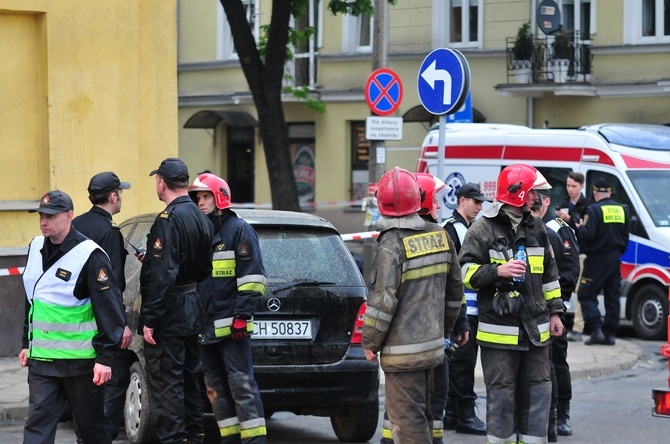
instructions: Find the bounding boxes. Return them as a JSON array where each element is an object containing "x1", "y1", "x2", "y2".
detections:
[
  {"x1": 217, "y1": 0, "x2": 259, "y2": 60},
  {"x1": 433, "y1": 0, "x2": 482, "y2": 48},
  {"x1": 560, "y1": 0, "x2": 595, "y2": 40},
  {"x1": 343, "y1": 11, "x2": 373, "y2": 53},
  {"x1": 624, "y1": 0, "x2": 670, "y2": 43}
]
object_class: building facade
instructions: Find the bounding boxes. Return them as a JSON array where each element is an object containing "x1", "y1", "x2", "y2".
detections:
[
  {"x1": 0, "y1": 0, "x2": 179, "y2": 356},
  {"x1": 177, "y1": 0, "x2": 670, "y2": 209}
]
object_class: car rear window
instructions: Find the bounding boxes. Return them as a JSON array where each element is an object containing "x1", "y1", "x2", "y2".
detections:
[{"x1": 257, "y1": 227, "x2": 365, "y2": 287}]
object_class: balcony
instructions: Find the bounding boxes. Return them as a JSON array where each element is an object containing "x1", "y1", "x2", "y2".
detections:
[{"x1": 506, "y1": 31, "x2": 592, "y2": 85}]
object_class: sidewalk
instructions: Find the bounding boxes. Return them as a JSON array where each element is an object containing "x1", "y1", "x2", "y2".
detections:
[{"x1": 0, "y1": 337, "x2": 642, "y2": 421}]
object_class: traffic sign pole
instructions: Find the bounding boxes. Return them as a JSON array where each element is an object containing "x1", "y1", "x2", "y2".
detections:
[{"x1": 437, "y1": 113, "x2": 446, "y2": 219}]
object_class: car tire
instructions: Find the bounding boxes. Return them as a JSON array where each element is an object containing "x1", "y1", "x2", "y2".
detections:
[
  {"x1": 125, "y1": 361, "x2": 155, "y2": 444},
  {"x1": 632, "y1": 284, "x2": 668, "y2": 340},
  {"x1": 330, "y1": 398, "x2": 379, "y2": 443}
]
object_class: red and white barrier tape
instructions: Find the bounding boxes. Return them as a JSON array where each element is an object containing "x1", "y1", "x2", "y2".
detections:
[
  {"x1": 340, "y1": 231, "x2": 380, "y2": 242},
  {"x1": 232, "y1": 199, "x2": 365, "y2": 209},
  {"x1": 0, "y1": 266, "x2": 24, "y2": 276}
]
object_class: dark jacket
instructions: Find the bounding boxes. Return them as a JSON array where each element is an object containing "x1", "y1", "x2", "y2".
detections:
[
  {"x1": 577, "y1": 197, "x2": 629, "y2": 257},
  {"x1": 139, "y1": 195, "x2": 213, "y2": 337},
  {"x1": 558, "y1": 194, "x2": 592, "y2": 231},
  {"x1": 22, "y1": 227, "x2": 125, "y2": 376},
  {"x1": 73, "y1": 206, "x2": 128, "y2": 293},
  {"x1": 197, "y1": 210, "x2": 267, "y2": 343},
  {"x1": 545, "y1": 217, "x2": 580, "y2": 300},
  {"x1": 460, "y1": 205, "x2": 563, "y2": 351}
]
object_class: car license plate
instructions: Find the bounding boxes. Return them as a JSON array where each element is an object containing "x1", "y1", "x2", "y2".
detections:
[{"x1": 252, "y1": 319, "x2": 313, "y2": 339}]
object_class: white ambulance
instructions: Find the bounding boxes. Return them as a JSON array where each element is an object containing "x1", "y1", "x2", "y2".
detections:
[{"x1": 417, "y1": 122, "x2": 670, "y2": 340}]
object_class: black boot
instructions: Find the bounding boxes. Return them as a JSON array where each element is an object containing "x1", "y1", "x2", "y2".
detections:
[
  {"x1": 557, "y1": 401, "x2": 573, "y2": 436},
  {"x1": 455, "y1": 400, "x2": 487, "y2": 435},
  {"x1": 444, "y1": 398, "x2": 457, "y2": 430},
  {"x1": 585, "y1": 327, "x2": 606, "y2": 345},
  {"x1": 548, "y1": 407, "x2": 558, "y2": 442}
]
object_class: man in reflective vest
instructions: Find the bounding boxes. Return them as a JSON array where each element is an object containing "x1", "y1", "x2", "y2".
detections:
[
  {"x1": 577, "y1": 177, "x2": 629, "y2": 346},
  {"x1": 460, "y1": 164, "x2": 563, "y2": 443},
  {"x1": 20, "y1": 190, "x2": 125, "y2": 444},
  {"x1": 442, "y1": 182, "x2": 489, "y2": 436},
  {"x1": 189, "y1": 172, "x2": 268, "y2": 443},
  {"x1": 363, "y1": 167, "x2": 463, "y2": 443}
]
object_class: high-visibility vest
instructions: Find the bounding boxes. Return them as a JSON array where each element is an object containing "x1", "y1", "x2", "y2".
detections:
[{"x1": 23, "y1": 236, "x2": 99, "y2": 360}]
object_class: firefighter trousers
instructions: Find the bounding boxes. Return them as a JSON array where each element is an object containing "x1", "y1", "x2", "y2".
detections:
[
  {"x1": 384, "y1": 368, "x2": 434, "y2": 444},
  {"x1": 200, "y1": 338, "x2": 267, "y2": 444},
  {"x1": 481, "y1": 345, "x2": 551, "y2": 443}
]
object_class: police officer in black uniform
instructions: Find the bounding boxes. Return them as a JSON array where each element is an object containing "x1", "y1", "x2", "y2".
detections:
[
  {"x1": 72, "y1": 171, "x2": 132, "y2": 440},
  {"x1": 140, "y1": 158, "x2": 214, "y2": 444},
  {"x1": 577, "y1": 177, "x2": 629, "y2": 346}
]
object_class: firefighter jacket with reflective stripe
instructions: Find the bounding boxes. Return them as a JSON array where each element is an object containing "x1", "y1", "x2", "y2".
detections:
[
  {"x1": 577, "y1": 197, "x2": 629, "y2": 257},
  {"x1": 546, "y1": 217, "x2": 580, "y2": 300},
  {"x1": 444, "y1": 212, "x2": 478, "y2": 315},
  {"x1": 460, "y1": 207, "x2": 563, "y2": 350},
  {"x1": 198, "y1": 210, "x2": 267, "y2": 343},
  {"x1": 362, "y1": 213, "x2": 464, "y2": 372},
  {"x1": 24, "y1": 237, "x2": 98, "y2": 360}
]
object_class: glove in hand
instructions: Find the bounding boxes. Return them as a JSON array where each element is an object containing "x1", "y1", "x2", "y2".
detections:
[
  {"x1": 444, "y1": 338, "x2": 459, "y2": 360},
  {"x1": 231, "y1": 318, "x2": 248, "y2": 341},
  {"x1": 492, "y1": 290, "x2": 523, "y2": 316}
]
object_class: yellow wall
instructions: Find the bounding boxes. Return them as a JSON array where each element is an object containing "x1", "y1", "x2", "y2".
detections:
[{"x1": 0, "y1": 0, "x2": 179, "y2": 250}]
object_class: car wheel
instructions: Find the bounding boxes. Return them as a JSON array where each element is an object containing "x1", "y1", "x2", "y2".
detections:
[
  {"x1": 330, "y1": 398, "x2": 379, "y2": 443},
  {"x1": 632, "y1": 284, "x2": 668, "y2": 340},
  {"x1": 125, "y1": 361, "x2": 155, "y2": 444}
]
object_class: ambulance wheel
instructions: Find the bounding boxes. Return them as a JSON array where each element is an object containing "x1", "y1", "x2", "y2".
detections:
[
  {"x1": 125, "y1": 361, "x2": 155, "y2": 444},
  {"x1": 632, "y1": 284, "x2": 667, "y2": 340},
  {"x1": 330, "y1": 398, "x2": 379, "y2": 443}
]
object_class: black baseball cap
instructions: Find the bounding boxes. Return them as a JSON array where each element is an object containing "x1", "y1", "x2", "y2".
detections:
[
  {"x1": 87, "y1": 171, "x2": 131, "y2": 195},
  {"x1": 456, "y1": 183, "x2": 490, "y2": 202},
  {"x1": 29, "y1": 190, "x2": 74, "y2": 214},
  {"x1": 149, "y1": 158, "x2": 189, "y2": 181},
  {"x1": 593, "y1": 178, "x2": 612, "y2": 193}
]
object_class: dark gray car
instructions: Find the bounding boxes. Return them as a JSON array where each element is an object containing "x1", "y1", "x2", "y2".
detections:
[{"x1": 120, "y1": 210, "x2": 379, "y2": 443}]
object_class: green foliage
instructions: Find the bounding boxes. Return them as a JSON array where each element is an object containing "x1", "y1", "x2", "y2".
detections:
[
  {"x1": 327, "y1": 0, "x2": 396, "y2": 16},
  {"x1": 513, "y1": 21, "x2": 534, "y2": 61},
  {"x1": 284, "y1": 85, "x2": 327, "y2": 113},
  {"x1": 552, "y1": 27, "x2": 572, "y2": 59}
]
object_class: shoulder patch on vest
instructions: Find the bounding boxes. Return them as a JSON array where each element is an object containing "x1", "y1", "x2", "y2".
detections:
[
  {"x1": 153, "y1": 238, "x2": 163, "y2": 251},
  {"x1": 97, "y1": 268, "x2": 109, "y2": 284}
]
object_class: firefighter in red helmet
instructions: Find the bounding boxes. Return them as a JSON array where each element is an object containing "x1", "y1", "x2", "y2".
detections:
[
  {"x1": 459, "y1": 164, "x2": 563, "y2": 443},
  {"x1": 188, "y1": 172, "x2": 268, "y2": 443},
  {"x1": 363, "y1": 167, "x2": 464, "y2": 443}
]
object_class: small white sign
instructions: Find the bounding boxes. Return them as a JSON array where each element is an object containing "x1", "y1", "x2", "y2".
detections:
[{"x1": 365, "y1": 116, "x2": 403, "y2": 141}]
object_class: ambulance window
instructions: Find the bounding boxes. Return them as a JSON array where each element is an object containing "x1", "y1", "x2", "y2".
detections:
[
  {"x1": 628, "y1": 170, "x2": 670, "y2": 228},
  {"x1": 586, "y1": 172, "x2": 647, "y2": 238}
]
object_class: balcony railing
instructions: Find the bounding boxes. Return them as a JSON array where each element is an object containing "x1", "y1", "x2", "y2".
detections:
[{"x1": 506, "y1": 31, "x2": 592, "y2": 85}]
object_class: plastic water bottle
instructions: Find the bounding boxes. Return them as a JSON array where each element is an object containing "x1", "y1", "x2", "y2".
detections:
[{"x1": 513, "y1": 246, "x2": 527, "y2": 283}]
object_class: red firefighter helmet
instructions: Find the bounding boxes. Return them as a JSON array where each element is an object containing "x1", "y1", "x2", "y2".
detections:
[
  {"x1": 496, "y1": 164, "x2": 551, "y2": 207},
  {"x1": 188, "y1": 173, "x2": 232, "y2": 210},
  {"x1": 414, "y1": 173, "x2": 450, "y2": 216},
  {"x1": 376, "y1": 167, "x2": 421, "y2": 217}
]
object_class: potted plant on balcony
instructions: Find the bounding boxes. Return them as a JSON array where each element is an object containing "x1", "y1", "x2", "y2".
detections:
[
  {"x1": 551, "y1": 27, "x2": 572, "y2": 83},
  {"x1": 512, "y1": 21, "x2": 534, "y2": 83}
]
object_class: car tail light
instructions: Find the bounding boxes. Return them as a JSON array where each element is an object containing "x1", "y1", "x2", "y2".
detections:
[
  {"x1": 350, "y1": 302, "x2": 367, "y2": 344},
  {"x1": 653, "y1": 389, "x2": 670, "y2": 417}
]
